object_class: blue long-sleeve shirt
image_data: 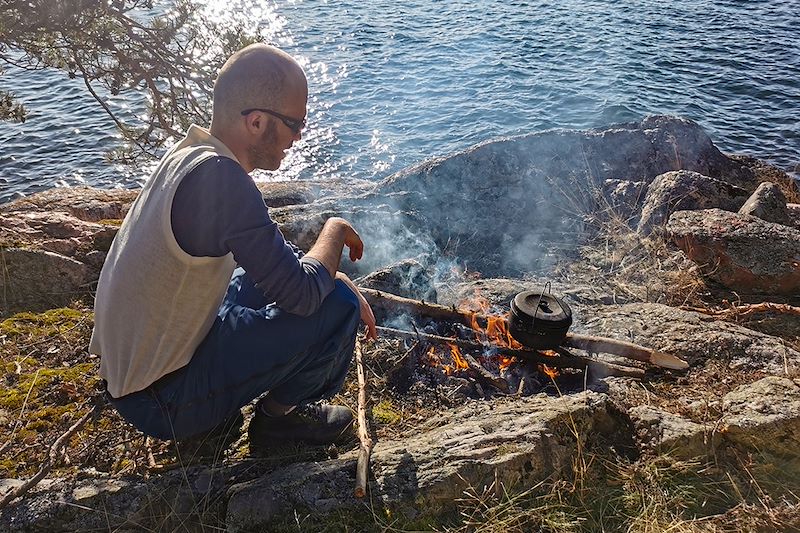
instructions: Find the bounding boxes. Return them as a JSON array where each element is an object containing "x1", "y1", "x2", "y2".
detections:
[{"x1": 170, "y1": 156, "x2": 333, "y2": 316}]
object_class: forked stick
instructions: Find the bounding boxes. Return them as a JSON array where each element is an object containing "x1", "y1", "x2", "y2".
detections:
[{"x1": 0, "y1": 397, "x2": 104, "y2": 510}]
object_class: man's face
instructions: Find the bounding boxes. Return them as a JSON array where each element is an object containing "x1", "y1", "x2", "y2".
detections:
[{"x1": 248, "y1": 88, "x2": 307, "y2": 171}]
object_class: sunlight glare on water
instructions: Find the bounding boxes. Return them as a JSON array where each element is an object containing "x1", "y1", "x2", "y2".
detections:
[{"x1": 0, "y1": 0, "x2": 798, "y2": 202}]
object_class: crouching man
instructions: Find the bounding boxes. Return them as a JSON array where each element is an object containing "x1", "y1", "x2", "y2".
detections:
[{"x1": 89, "y1": 43, "x2": 376, "y2": 450}]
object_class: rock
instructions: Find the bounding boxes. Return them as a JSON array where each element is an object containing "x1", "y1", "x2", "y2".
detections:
[
  {"x1": 0, "y1": 248, "x2": 93, "y2": 314},
  {"x1": 255, "y1": 178, "x2": 375, "y2": 208},
  {"x1": 636, "y1": 170, "x2": 750, "y2": 234},
  {"x1": 729, "y1": 154, "x2": 800, "y2": 203},
  {"x1": 436, "y1": 277, "x2": 624, "y2": 314},
  {"x1": 722, "y1": 377, "x2": 800, "y2": 460},
  {"x1": 667, "y1": 209, "x2": 800, "y2": 295},
  {"x1": 225, "y1": 392, "x2": 628, "y2": 530},
  {"x1": 577, "y1": 303, "x2": 800, "y2": 374},
  {"x1": 0, "y1": 466, "x2": 229, "y2": 532},
  {"x1": 788, "y1": 203, "x2": 800, "y2": 230},
  {"x1": 628, "y1": 405, "x2": 714, "y2": 458},
  {"x1": 0, "y1": 208, "x2": 121, "y2": 314},
  {"x1": 355, "y1": 258, "x2": 437, "y2": 301},
  {"x1": 737, "y1": 181, "x2": 791, "y2": 226},
  {"x1": 0, "y1": 186, "x2": 137, "y2": 222},
  {"x1": 376, "y1": 116, "x2": 757, "y2": 276},
  {"x1": 602, "y1": 179, "x2": 647, "y2": 223}
]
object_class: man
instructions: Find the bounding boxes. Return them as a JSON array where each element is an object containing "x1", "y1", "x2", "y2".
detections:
[{"x1": 89, "y1": 43, "x2": 376, "y2": 450}]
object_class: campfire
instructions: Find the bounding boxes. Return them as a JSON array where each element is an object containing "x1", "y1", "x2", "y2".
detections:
[{"x1": 361, "y1": 287, "x2": 688, "y2": 400}]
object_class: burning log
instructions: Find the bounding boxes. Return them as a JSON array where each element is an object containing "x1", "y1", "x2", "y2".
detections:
[
  {"x1": 461, "y1": 352, "x2": 511, "y2": 394},
  {"x1": 376, "y1": 326, "x2": 589, "y2": 370},
  {"x1": 354, "y1": 340, "x2": 372, "y2": 499},
  {"x1": 378, "y1": 326, "x2": 645, "y2": 382},
  {"x1": 363, "y1": 289, "x2": 688, "y2": 371}
]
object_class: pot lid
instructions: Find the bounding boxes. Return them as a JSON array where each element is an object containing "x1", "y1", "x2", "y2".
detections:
[{"x1": 511, "y1": 291, "x2": 571, "y2": 323}]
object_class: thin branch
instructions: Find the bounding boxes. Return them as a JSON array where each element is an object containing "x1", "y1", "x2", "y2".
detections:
[{"x1": 0, "y1": 396, "x2": 106, "y2": 510}]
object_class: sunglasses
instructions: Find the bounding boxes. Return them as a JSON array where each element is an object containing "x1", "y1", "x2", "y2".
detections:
[{"x1": 240, "y1": 108, "x2": 306, "y2": 135}]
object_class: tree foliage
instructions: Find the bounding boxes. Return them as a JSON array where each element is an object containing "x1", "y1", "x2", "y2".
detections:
[{"x1": 0, "y1": 0, "x2": 263, "y2": 162}]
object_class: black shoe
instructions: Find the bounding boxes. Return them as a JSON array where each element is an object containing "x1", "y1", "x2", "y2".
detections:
[{"x1": 249, "y1": 402, "x2": 354, "y2": 448}]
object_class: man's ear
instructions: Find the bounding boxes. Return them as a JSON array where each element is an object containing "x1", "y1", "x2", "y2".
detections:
[{"x1": 243, "y1": 112, "x2": 263, "y2": 135}]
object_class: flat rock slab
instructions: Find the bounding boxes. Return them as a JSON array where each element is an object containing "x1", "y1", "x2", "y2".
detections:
[
  {"x1": 225, "y1": 391, "x2": 627, "y2": 531},
  {"x1": 667, "y1": 208, "x2": 800, "y2": 294}
]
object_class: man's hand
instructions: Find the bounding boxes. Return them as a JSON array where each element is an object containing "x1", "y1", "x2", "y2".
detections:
[
  {"x1": 305, "y1": 217, "x2": 364, "y2": 278},
  {"x1": 337, "y1": 218, "x2": 363, "y2": 262},
  {"x1": 336, "y1": 272, "x2": 377, "y2": 341}
]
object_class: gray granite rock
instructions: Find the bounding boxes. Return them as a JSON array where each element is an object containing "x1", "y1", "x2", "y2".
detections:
[
  {"x1": 738, "y1": 181, "x2": 791, "y2": 226},
  {"x1": 375, "y1": 116, "x2": 757, "y2": 277},
  {"x1": 602, "y1": 179, "x2": 647, "y2": 223},
  {"x1": 667, "y1": 208, "x2": 800, "y2": 295},
  {"x1": 722, "y1": 376, "x2": 800, "y2": 458},
  {"x1": 0, "y1": 248, "x2": 93, "y2": 315},
  {"x1": 355, "y1": 258, "x2": 437, "y2": 301},
  {"x1": 225, "y1": 392, "x2": 626, "y2": 530},
  {"x1": 636, "y1": 170, "x2": 749, "y2": 234},
  {"x1": 629, "y1": 405, "x2": 714, "y2": 458}
]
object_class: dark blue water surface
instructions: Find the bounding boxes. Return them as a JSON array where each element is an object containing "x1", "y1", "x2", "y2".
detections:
[{"x1": 1, "y1": 0, "x2": 798, "y2": 203}]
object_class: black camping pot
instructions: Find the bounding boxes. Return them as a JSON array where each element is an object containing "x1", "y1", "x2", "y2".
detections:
[{"x1": 508, "y1": 290, "x2": 573, "y2": 349}]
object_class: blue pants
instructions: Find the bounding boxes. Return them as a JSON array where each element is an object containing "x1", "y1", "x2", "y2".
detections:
[{"x1": 109, "y1": 268, "x2": 360, "y2": 441}]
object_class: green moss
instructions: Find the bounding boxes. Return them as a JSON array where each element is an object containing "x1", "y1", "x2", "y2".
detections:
[
  {"x1": 0, "y1": 307, "x2": 87, "y2": 339},
  {"x1": 372, "y1": 400, "x2": 402, "y2": 425},
  {"x1": 96, "y1": 218, "x2": 123, "y2": 226}
]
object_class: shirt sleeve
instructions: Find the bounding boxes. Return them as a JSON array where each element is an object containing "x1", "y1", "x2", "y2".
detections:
[{"x1": 171, "y1": 156, "x2": 334, "y2": 316}]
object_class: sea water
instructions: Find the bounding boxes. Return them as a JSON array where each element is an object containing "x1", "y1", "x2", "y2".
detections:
[{"x1": 1, "y1": 0, "x2": 798, "y2": 203}]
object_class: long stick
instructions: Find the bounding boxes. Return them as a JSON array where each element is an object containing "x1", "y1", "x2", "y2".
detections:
[
  {"x1": 0, "y1": 398, "x2": 104, "y2": 510},
  {"x1": 354, "y1": 340, "x2": 373, "y2": 499},
  {"x1": 563, "y1": 334, "x2": 687, "y2": 370},
  {"x1": 683, "y1": 302, "x2": 800, "y2": 320},
  {"x1": 364, "y1": 289, "x2": 688, "y2": 370},
  {"x1": 361, "y1": 288, "x2": 475, "y2": 325}
]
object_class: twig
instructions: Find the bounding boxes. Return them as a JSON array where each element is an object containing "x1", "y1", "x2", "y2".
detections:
[
  {"x1": 683, "y1": 302, "x2": 800, "y2": 320},
  {"x1": 0, "y1": 397, "x2": 105, "y2": 510},
  {"x1": 354, "y1": 340, "x2": 373, "y2": 499}
]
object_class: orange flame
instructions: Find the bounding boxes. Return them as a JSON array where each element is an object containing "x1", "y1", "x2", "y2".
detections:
[
  {"x1": 498, "y1": 356, "x2": 515, "y2": 370},
  {"x1": 447, "y1": 343, "x2": 469, "y2": 370},
  {"x1": 538, "y1": 350, "x2": 560, "y2": 379},
  {"x1": 540, "y1": 364, "x2": 558, "y2": 379},
  {"x1": 461, "y1": 292, "x2": 523, "y2": 350}
]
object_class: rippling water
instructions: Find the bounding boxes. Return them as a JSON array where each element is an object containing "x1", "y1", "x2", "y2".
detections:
[{"x1": 1, "y1": 0, "x2": 798, "y2": 203}]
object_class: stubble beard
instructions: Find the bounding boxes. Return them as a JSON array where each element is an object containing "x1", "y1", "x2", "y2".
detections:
[{"x1": 248, "y1": 121, "x2": 281, "y2": 171}]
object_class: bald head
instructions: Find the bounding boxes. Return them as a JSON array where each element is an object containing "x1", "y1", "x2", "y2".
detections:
[{"x1": 212, "y1": 44, "x2": 307, "y2": 129}]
